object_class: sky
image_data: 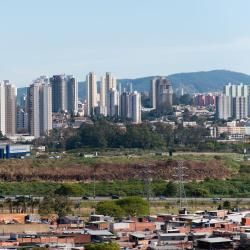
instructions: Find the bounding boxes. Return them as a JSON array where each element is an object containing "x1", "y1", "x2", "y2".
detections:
[{"x1": 1, "y1": 0, "x2": 250, "y2": 86}]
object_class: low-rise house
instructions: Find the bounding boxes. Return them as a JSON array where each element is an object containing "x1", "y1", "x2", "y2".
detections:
[{"x1": 196, "y1": 237, "x2": 233, "y2": 250}]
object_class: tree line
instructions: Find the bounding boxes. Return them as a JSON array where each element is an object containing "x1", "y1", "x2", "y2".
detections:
[{"x1": 40, "y1": 119, "x2": 211, "y2": 151}]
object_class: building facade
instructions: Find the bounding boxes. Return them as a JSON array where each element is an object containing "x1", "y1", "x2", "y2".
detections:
[
  {"x1": 27, "y1": 78, "x2": 52, "y2": 138},
  {"x1": 50, "y1": 75, "x2": 77, "y2": 113},
  {"x1": 0, "y1": 83, "x2": 6, "y2": 135},
  {"x1": 150, "y1": 77, "x2": 173, "y2": 110},
  {"x1": 86, "y1": 72, "x2": 97, "y2": 116},
  {"x1": 5, "y1": 81, "x2": 17, "y2": 135}
]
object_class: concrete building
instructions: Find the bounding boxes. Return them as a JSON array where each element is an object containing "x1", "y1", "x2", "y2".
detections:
[
  {"x1": 0, "y1": 83, "x2": 6, "y2": 135},
  {"x1": 27, "y1": 83, "x2": 40, "y2": 138},
  {"x1": 220, "y1": 83, "x2": 250, "y2": 120},
  {"x1": 27, "y1": 78, "x2": 52, "y2": 138},
  {"x1": 99, "y1": 76, "x2": 107, "y2": 116},
  {"x1": 233, "y1": 96, "x2": 248, "y2": 120},
  {"x1": 107, "y1": 88, "x2": 119, "y2": 117},
  {"x1": 120, "y1": 91, "x2": 141, "y2": 123},
  {"x1": 39, "y1": 83, "x2": 52, "y2": 136},
  {"x1": 150, "y1": 77, "x2": 173, "y2": 110},
  {"x1": 4, "y1": 81, "x2": 17, "y2": 136},
  {"x1": 216, "y1": 95, "x2": 232, "y2": 120},
  {"x1": 66, "y1": 76, "x2": 78, "y2": 114},
  {"x1": 129, "y1": 91, "x2": 141, "y2": 123},
  {"x1": 16, "y1": 108, "x2": 28, "y2": 132},
  {"x1": 50, "y1": 75, "x2": 78, "y2": 113},
  {"x1": 120, "y1": 92, "x2": 130, "y2": 119},
  {"x1": 86, "y1": 72, "x2": 97, "y2": 116},
  {"x1": 104, "y1": 72, "x2": 117, "y2": 101},
  {"x1": 98, "y1": 72, "x2": 117, "y2": 116}
]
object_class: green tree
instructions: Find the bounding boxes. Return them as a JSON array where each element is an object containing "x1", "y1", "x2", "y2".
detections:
[
  {"x1": 163, "y1": 181, "x2": 177, "y2": 197},
  {"x1": 55, "y1": 184, "x2": 84, "y2": 196},
  {"x1": 116, "y1": 196, "x2": 148, "y2": 217},
  {"x1": 223, "y1": 200, "x2": 231, "y2": 210},
  {"x1": 84, "y1": 242, "x2": 119, "y2": 250},
  {"x1": 54, "y1": 196, "x2": 72, "y2": 217},
  {"x1": 96, "y1": 201, "x2": 124, "y2": 219},
  {"x1": 38, "y1": 196, "x2": 55, "y2": 215}
]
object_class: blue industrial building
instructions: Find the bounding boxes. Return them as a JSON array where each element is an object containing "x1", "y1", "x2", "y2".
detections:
[{"x1": 0, "y1": 144, "x2": 31, "y2": 159}]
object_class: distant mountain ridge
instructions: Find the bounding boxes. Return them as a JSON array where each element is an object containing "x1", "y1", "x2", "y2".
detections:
[{"x1": 17, "y1": 70, "x2": 250, "y2": 103}]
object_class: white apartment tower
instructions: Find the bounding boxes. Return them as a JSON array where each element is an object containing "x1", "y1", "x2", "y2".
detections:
[
  {"x1": 129, "y1": 91, "x2": 141, "y2": 123},
  {"x1": 219, "y1": 83, "x2": 250, "y2": 120},
  {"x1": 216, "y1": 95, "x2": 232, "y2": 120},
  {"x1": 86, "y1": 72, "x2": 97, "y2": 116},
  {"x1": 0, "y1": 83, "x2": 6, "y2": 135},
  {"x1": 27, "y1": 77, "x2": 52, "y2": 138}
]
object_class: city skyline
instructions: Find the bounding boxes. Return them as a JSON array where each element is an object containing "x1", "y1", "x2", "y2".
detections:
[{"x1": 1, "y1": 0, "x2": 250, "y2": 86}]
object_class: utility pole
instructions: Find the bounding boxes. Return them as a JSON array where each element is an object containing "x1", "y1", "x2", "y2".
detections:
[{"x1": 173, "y1": 160, "x2": 187, "y2": 210}]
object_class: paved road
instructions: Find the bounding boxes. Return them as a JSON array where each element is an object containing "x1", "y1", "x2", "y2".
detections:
[{"x1": 3, "y1": 196, "x2": 250, "y2": 203}]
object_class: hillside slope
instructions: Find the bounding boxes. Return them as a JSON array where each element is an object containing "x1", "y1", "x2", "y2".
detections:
[{"x1": 17, "y1": 70, "x2": 250, "y2": 102}]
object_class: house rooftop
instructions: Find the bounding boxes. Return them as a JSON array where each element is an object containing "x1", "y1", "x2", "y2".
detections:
[
  {"x1": 198, "y1": 237, "x2": 232, "y2": 243},
  {"x1": 159, "y1": 233, "x2": 186, "y2": 237}
]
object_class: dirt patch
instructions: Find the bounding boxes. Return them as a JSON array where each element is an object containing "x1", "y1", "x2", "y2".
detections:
[{"x1": 0, "y1": 159, "x2": 230, "y2": 182}]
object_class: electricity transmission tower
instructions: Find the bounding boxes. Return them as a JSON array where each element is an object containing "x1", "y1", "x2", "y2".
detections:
[
  {"x1": 141, "y1": 164, "x2": 153, "y2": 215},
  {"x1": 173, "y1": 160, "x2": 188, "y2": 209}
]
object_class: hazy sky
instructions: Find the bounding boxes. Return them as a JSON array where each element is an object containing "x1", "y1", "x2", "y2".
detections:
[{"x1": 1, "y1": 0, "x2": 250, "y2": 86}]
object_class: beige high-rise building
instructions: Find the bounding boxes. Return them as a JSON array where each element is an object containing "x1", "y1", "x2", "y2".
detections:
[
  {"x1": 98, "y1": 72, "x2": 117, "y2": 116},
  {"x1": 27, "y1": 77, "x2": 52, "y2": 138},
  {"x1": 4, "y1": 81, "x2": 16, "y2": 136},
  {"x1": 99, "y1": 76, "x2": 107, "y2": 115},
  {"x1": 0, "y1": 83, "x2": 6, "y2": 136},
  {"x1": 86, "y1": 72, "x2": 97, "y2": 116}
]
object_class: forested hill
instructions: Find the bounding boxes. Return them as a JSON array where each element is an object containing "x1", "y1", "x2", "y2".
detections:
[
  {"x1": 77, "y1": 70, "x2": 250, "y2": 100},
  {"x1": 17, "y1": 70, "x2": 250, "y2": 102},
  {"x1": 116, "y1": 70, "x2": 250, "y2": 93}
]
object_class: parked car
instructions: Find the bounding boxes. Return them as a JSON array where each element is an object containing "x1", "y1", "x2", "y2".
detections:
[
  {"x1": 111, "y1": 195, "x2": 120, "y2": 199},
  {"x1": 82, "y1": 196, "x2": 89, "y2": 200}
]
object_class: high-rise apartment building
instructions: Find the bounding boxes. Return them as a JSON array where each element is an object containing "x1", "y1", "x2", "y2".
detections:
[
  {"x1": 120, "y1": 92, "x2": 130, "y2": 119},
  {"x1": 50, "y1": 75, "x2": 78, "y2": 113},
  {"x1": 150, "y1": 77, "x2": 173, "y2": 110},
  {"x1": 216, "y1": 95, "x2": 232, "y2": 120},
  {"x1": 217, "y1": 83, "x2": 250, "y2": 120},
  {"x1": 120, "y1": 91, "x2": 141, "y2": 123},
  {"x1": 104, "y1": 72, "x2": 117, "y2": 97},
  {"x1": 97, "y1": 72, "x2": 117, "y2": 116},
  {"x1": 27, "y1": 83, "x2": 40, "y2": 138},
  {"x1": 99, "y1": 76, "x2": 107, "y2": 115},
  {"x1": 129, "y1": 91, "x2": 141, "y2": 123},
  {"x1": 39, "y1": 83, "x2": 52, "y2": 135},
  {"x1": 4, "y1": 81, "x2": 17, "y2": 135},
  {"x1": 107, "y1": 88, "x2": 119, "y2": 117},
  {"x1": 86, "y1": 72, "x2": 97, "y2": 116},
  {"x1": 66, "y1": 76, "x2": 78, "y2": 114},
  {"x1": 27, "y1": 77, "x2": 52, "y2": 138},
  {"x1": 0, "y1": 83, "x2": 6, "y2": 135},
  {"x1": 0, "y1": 81, "x2": 17, "y2": 136},
  {"x1": 17, "y1": 108, "x2": 28, "y2": 132}
]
